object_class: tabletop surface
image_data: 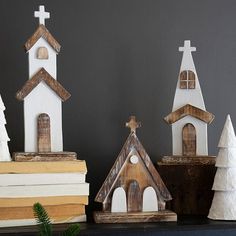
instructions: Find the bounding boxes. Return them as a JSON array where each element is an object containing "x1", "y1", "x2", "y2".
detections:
[{"x1": 1, "y1": 216, "x2": 236, "y2": 236}]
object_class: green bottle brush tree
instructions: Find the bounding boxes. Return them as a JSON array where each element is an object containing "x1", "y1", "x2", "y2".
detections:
[{"x1": 33, "y1": 202, "x2": 80, "y2": 236}]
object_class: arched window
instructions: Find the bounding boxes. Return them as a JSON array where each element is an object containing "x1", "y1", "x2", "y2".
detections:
[
  {"x1": 37, "y1": 47, "x2": 49, "y2": 59},
  {"x1": 179, "y1": 70, "x2": 195, "y2": 89}
]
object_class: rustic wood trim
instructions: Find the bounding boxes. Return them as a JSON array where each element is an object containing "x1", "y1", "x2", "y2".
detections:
[
  {"x1": 93, "y1": 210, "x2": 177, "y2": 223},
  {"x1": 164, "y1": 104, "x2": 214, "y2": 124},
  {"x1": 13, "y1": 152, "x2": 77, "y2": 162},
  {"x1": 37, "y1": 113, "x2": 51, "y2": 152},
  {"x1": 24, "y1": 24, "x2": 61, "y2": 53},
  {"x1": 95, "y1": 132, "x2": 172, "y2": 203},
  {"x1": 182, "y1": 123, "x2": 196, "y2": 156},
  {"x1": 16, "y1": 68, "x2": 71, "y2": 101}
]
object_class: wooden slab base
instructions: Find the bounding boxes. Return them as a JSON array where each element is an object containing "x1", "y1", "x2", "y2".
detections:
[
  {"x1": 12, "y1": 152, "x2": 77, "y2": 162},
  {"x1": 93, "y1": 210, "x2": 177, "y2": 223},
  {"x1": 157, "y1": 155, "x2": 216, "y2": 215},
  {"x1": 160, "y1": 155, "x2": 215, "y2": 165}
]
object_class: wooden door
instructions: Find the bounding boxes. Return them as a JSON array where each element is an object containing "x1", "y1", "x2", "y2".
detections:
[
  {"x1": 127, "y1": 180, "x2": 141, "y2": 212},
  {"x1": 37, "y1": 113, "x2": 51, "y2": 152},
  {"x1": 182, "y1": 123, "x2": 196, "y2": 156}
]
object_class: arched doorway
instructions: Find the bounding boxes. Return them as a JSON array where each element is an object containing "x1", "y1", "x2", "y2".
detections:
[
  {"x1": 182, "y1": 123, "x2": 196, "y2": 156},
  {"x1": 127, "y1": 180, "x2": 141, "y2": 212}
]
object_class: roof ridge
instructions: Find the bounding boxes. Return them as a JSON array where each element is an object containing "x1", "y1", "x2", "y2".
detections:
[
  {"x1": 164, "y1": 104, "x2": 214, "y2": 124},
  {"x1": 16, "y1": 68, "x2": 70, "y2": 101},
  {"x1": 24, "y1": 24, "x2": 61, "y2": 53}
]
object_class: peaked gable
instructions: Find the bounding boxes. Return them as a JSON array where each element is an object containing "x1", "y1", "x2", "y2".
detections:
[
  {"x1": 24, "y1": 24, "x2": 61, "y2": 53},
  {"x1": 16, "y1": 68, "x2": 70, "y2": 102},
  {"x1": 165, "y1": 104, "x2": 214, "y2": 125},
  {"x1": 95, "y1": 132, "x2": 172, "y2": 203}
]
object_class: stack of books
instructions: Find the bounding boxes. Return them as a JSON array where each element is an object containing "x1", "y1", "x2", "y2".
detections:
[{"x1": 0, "y1": 160, "x2": 89, "y2": 227}]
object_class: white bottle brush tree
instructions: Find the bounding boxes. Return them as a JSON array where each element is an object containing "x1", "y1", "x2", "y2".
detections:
[
  {"x1": 0, "y1": 95, "x2": 11, "y2": 161},
  {"x1": 208, "y1": 115, "x2": 236, "y2": 220}
]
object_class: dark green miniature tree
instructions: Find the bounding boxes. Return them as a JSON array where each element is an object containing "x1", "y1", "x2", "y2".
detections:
[{"x1": 33, "y1": 202, "x2": 80, "y2": 236}]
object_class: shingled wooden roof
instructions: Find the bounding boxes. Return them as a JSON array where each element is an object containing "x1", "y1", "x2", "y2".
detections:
[
  {"x1": 95, "y1": 132, "x2": 172, "y2": 203},
  {"x1": 24, "y1": 24, "x2": 61, "y2": 53},
  {"x1": 16, "y1": 68, "x2": 70, "y2": 101},
  {"x1": 164, "y1": 104, "x2": 214, "y2": 124}
]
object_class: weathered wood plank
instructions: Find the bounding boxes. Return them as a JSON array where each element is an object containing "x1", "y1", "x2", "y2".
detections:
[
  {"x1": 164, "y1": 104, "x2": 214, "y2": 124},
  {"x1": 159, "y1": 155, "x2": 215, "y2": 165},
  {"x1": 127, "y1": 180, "x2": 141, "y2": 212},
  {"x1": 38, "y1": 113, "x2": 51, "y2": 152},
  {"x1": 182, "y1": 123, "x2": 196, "y2": 156},
  {"x1": 157, "y1": 156, "x2": 216, "y2": 215},
  {"x1": 24, "y1": 24, "x2": 61, "y2": 53},
  {"x1": 13, "y1": 152, "x2": 77, "y2": 162},
  {"x1": 16, "y1": 68, "x2": 71, "y2": 102},
  {"x1": 93, "y1": 210, "x2": 177, "y2": 223}
]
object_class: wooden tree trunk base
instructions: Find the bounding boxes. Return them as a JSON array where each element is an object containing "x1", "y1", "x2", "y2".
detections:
[
  {"x1": 93, "y1": 210, "x2": 177, "y2": 223},
  {"x1": 12, "y1": 152, "x2": 77, "y2": 162},
  {"x1": 157, "y1": 155, "x2": 216, "y2": 215}
]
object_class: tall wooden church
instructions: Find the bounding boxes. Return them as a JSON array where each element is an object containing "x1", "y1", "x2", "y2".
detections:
[
  {"x1": 165, "y1": 40, "x2": 214, "y2": 156},
  {"x1": 16, "y1": 6, "x2": 70, "y2": 153}
]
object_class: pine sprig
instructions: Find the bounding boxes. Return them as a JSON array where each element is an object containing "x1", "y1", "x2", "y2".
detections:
[
  {"x1": 33, "y1": 202, "x2": 52, "y2": 236},
  {"x1": 33, "y1": 202, "x2": 80, "y2": 236},
  {"x1": 62, "y1": 224, "x2": 80, "y2": 236}
]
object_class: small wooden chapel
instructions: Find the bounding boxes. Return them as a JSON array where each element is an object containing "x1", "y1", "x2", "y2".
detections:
[{"x1": 94, "y1": 116, "x2": 177, "y2": 223}]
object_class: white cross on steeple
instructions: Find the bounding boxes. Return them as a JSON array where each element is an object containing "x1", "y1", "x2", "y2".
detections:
[
  {"x1": 34, "y1": 5, "x2": 50, "y2": 25},
  {"x1": 179, "y1": 40, "x2": 196, "y2": 52}
]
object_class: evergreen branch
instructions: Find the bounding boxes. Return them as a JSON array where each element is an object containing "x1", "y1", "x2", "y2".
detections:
[
  {"x1": 62, "y1": 224, "x2": 80, "y2": 236},
  {"x1": 33, "y1": 202, "x2": 52, "y2": 236}
]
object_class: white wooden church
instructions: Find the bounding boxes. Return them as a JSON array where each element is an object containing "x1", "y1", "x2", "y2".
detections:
[
  {"x1": 165, "y1": 40, "x2": 214, "y2": 156},
  {"x1": 16, "y1": 6, "x2": 70, "y2": 153}
]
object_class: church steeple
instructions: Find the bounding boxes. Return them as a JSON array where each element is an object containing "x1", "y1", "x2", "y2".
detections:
[
  {"x1": 172, "y1": 40, "x2": 206, "y2": 111},
  {"x1": 165, "y1": 40, "x2": 214, "y2": 156}
]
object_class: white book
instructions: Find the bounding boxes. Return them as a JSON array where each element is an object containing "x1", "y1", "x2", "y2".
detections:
[
  {"x1": 0, "y1": 183, "x2": 89, "y2": 198},
  {"x1": 0, "y1": 215, "x2": 86, "y2": 227},
  {"x1": 0, "y1": 173, "x2": 86, "y2": 186}
]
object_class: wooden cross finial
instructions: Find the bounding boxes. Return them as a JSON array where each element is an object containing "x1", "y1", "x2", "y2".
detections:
[
  {"x1": 34, "y1": 5, "x2": 50, "y2": 25},
  {"x1": 126, "y1": 116, "x2": 141, "y2": 133}
]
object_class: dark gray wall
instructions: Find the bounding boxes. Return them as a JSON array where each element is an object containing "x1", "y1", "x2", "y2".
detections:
[{"x1": 0, "y1": 0, "x2": 235, "y2": 218}]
